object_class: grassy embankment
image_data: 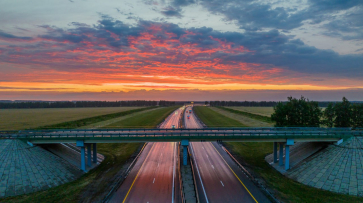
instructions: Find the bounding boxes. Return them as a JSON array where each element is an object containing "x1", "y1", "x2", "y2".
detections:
[
  {"x1": 1, "y1": 106, "x2": 179, "y2": 203},
  {"x1": 0, "y1": 107, "x2": 144, "y2": 130},
  {"x1": 194, "y1": 106, "x2": 363, "y2": 203},
  {"x1": 216, "y1": 106, "x2": 273, "y2": 124}
]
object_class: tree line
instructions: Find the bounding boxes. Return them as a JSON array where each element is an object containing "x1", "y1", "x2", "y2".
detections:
[
  {"x1": 271, "y1": 97, "x2": 363, "y2": 128},
  {"x1": 0, "y1": 100, "x2": 177, "y2": 109},
  {"x1": 207, "y1": 100, "x2": 343, "y2": 107}
]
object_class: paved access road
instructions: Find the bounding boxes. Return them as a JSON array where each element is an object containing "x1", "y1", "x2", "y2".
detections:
[
  {"x1": 185, "y1": 106, "x2": 271, "y2": 203},
  {"x1": 109, "y1": 107, "x2": 184, "y2": 203}
]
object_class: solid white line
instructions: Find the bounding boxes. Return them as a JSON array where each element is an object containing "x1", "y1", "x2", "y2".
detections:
[
  {"x1": 220, "y1": 181, "x2": 224, "y2": 187},
  {"x1": 190, "y1": 143, "x2": 209, "y2": 203},
  {"x1": 211, "y1": 165, "x2": 214, "y2": 169},
  {"x1": 153, "y1": 178, "x2": 155, "y2": 183},
  {"x1": 172, "y1": 142, "x2": 175, "y2": 203}
]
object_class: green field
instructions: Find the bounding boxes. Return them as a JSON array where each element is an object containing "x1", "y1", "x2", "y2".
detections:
[
  {"x1": 1, "y1": 106, "x2": 179, "y2": 203},
  {"x1": 211, "y1": 107, "x2": 273, "y2": 127},
  {"x1": 218, "y1": 106, "x2": 273, "y2": 124},
  {"x1": 194, "y1": 106, "x2": 363, "y2": 203},
  {"x1": 194, "y1": 106, "x2": 245, "y2": 127},
  {"x1": 103, "y1": 106, "x2": 178, "y2": 128},
  {"x1": 0, "y1": 107, "x2": 144, "y2": 130},
  {"x1": 227, "y1": 106, "x2": 275, "y2": 117}
]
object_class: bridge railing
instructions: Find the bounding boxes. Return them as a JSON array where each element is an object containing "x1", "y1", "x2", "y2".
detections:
[
  {"x1": 0, "y1": 127, "x2": 353, "y2": 134},
  {"x1": 1, "y1": 130, "x2": 361, "y2": 140}
]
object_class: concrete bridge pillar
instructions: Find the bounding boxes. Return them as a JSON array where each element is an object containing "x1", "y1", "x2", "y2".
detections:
[
  {"x1": 87, "y1": 144, "x2": 92, "y2": 167},
  {"x1": 76, "y1": 140, "x2": 86, "y2": 172},
  {"x1": 181, "y1": 139, "x2": 189, "y2": 166},
  {"x1": 285, "y1": 139, "x2": 294, "y2": 170},
  {"x1": 93, "y1": 143, "x2": 97, "y2": 163},
  {"x1": 279, "y1": 143, "x2": 284, "y2": 166},
  {"x1": 273, "y1": 142, "x2": 278, "y2": 163}
]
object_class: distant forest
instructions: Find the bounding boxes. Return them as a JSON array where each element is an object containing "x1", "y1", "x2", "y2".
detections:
[
  {"x1": 208, "y1": 100, "x2": 363, "y2": 107},
  {"x1": 0, "y1": 100, "x2": 176, "y2": 109}
]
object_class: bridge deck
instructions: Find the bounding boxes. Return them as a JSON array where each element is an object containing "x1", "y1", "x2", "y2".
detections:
[{"x1": 1, "y1": 128, "x2": 361, "y2": 144}]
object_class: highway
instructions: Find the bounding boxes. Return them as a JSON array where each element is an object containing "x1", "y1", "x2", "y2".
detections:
[
  {"x1": 186, "y1": 106, "x2": 271, "y2": 203},
  {"x1": 109, "y1": 107, "x2": 184, "y2": 203}
]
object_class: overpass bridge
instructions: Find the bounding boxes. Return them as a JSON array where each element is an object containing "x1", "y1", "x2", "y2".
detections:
[{"x1": 1, "y1": 127, "x2": 361, "y2": 171}]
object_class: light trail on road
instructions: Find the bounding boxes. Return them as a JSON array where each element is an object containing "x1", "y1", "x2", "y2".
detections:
[
  {"x1": 109, "y1": 107, "x2": 184, "y2": 203},
  {"x1": 186, "y1": 106, "x2": 271, "y2": 203}
]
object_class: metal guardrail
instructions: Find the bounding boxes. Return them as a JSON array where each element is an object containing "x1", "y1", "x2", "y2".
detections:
[{"x1": 188, "y1": 146, "x2": 200, "y2": 203}]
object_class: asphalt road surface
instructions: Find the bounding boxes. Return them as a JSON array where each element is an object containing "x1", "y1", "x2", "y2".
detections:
[
  {"x1": 109, "y1": 107, "x2": 184, "y2": 203},
  {"x1": 185, "y1": 106, "x2": 271, "y2": 203}
]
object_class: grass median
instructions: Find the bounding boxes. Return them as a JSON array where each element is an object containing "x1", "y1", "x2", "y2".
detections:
[
  {"x1": 194, "y1": 106, "x2": 363, "y2": 203},
  {"x1": 1, "y1": 106, "x2": 179, "y2": 203}
]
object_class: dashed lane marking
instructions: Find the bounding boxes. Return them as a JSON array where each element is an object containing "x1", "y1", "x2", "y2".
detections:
[{"x1": 211, "y1": 143, "x2": 258, "y2": 203}]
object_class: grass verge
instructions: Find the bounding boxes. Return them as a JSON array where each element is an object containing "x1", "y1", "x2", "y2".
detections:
[
  {"x1": 194, "y1": 106, "x2": 363, "y2": 203},
  {"x1": 194, "y1": 106, "x2": 246, "y2": 127},
  {"x1": 216, "y1": 106, "x2": 273, "y2": 124},
  {"x1": 36, "y1": 106, "x2": 157, "y2": 129},
  {"x1": 1, "y1": 106, "x2": 180, "y2": 203}
]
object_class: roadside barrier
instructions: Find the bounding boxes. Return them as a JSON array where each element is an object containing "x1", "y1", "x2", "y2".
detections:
[{"x1": 102, "y1": 143, "x2": 147, "y2": 203}]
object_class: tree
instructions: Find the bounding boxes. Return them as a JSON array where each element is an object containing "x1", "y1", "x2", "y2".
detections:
[
  {"x1": 352, "y1": 103, "x2": 363, "y2": 128},
  {"x1": 323, "y1": 103, "x2": 335, "y2": 127},
  {"x1": 271, "y1": 102, "x2": 288, "y2": 127},
  {"x1": 334, "y1": 97, "x2": 352, "y2": 127},
  {"x1": 271, "y1": 96, "x2": 322, "y2": 127}
]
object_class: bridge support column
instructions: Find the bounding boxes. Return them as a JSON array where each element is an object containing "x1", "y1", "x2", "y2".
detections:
[
  {"x1": 279, "y1": 143, "x2": 284, "y2": 166},
  {"x1": 181, "y1": 139, "x2": 189, "y2": 166},
  {"x1": 93, "y1": 143, "x2": 97, "y2": 163},
  {"x1": 76, "y1": 140, "x2": 86, "y2": 172},
  {"x1": 285, "y1": 139, "x2": 294, "y2": 170},
  {"x1": 87, "y1": 144, "x2": 92, "y2": 167},
  {"x1": 273, "y1": 142, "x2": 278, "y2": 163}
]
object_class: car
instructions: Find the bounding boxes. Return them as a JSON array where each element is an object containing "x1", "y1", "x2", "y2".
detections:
[
  {"x1": 171, "y1": 125, "x2": 176, "y2": 129},
  {"x1": 187, "y1": 115, "x2": 190, "y2": 119}
]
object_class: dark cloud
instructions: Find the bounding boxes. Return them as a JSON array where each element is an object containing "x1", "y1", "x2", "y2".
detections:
[
  {"x1": 0, "y1": 30, "x2": 32, "y2": 40},
  {"x1": 1, "y1": 17, "x2": 362, "y2": 80},
  {"x1": 160, "y1": 6, "x2": 183, "y2": 18},
  {"x1": 165, "y1": 0, "x2": 363, "y2": 40}
]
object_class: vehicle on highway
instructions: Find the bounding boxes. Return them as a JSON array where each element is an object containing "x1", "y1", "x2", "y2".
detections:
[
  {"x1": 189, "y1": 110, "x2": 192, "y2": 113},
  {"x1": 171, "y1": 125, "x2": 176, "y2": 129},
  {"x1": 187, "y1": 115, "x2": 190, "y2": 119}
]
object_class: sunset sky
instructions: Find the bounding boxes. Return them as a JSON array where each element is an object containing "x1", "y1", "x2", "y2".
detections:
[{"x1": 1, "y1": 0, "x2": 362, "y2": 101}]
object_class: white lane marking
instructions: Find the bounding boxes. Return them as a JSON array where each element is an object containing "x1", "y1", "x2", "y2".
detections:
[
  {"x1": 172, "y1": 142, "x2": 176, "y2": 203},
  {"x1": 153, "y1": 178, "x2": 155, "y2": 183},
  {"x1": 190, "y1": 143, "x2": 209, "y2": 203},
  {"x1": 220, "y1": 181, "x2": 224, "y2": 187},
  {"x1": 211, "y1": 165, "x2": 214, "y2": 169}
]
